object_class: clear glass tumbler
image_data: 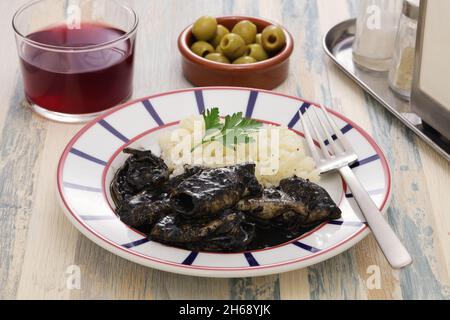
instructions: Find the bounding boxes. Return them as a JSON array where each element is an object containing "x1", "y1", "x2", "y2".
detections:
[
  {"x1": 13, "y1": 0, "x2": 138, "y2": 123},
  {"x1": 388, "y1": 0, "x2": 420, "y2": 100},
  {"x1": 352, "y1": 0, "x2": 403, "y2": 72}
]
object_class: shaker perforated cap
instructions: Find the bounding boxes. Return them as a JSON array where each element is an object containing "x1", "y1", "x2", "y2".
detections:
[{"x1": 404, "y1": 0, "x2": 420, "y2": 20}]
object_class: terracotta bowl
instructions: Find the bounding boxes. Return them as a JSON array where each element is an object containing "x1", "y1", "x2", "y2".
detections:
[{"x1": 178, "y1": 16, "x2": 294, "y2": 90}]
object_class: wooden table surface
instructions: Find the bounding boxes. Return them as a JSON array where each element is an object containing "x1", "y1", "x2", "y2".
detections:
[{"x1": 1, "y1": 0, "x2": 449, "y2": 300}]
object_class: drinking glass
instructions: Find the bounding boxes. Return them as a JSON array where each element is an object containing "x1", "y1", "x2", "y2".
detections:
[
  {"x1": 352, "y1": 0, "x2": 403, "y2": 72},
  {"x1": 388, "y1": 0, "x2": 420, "y2": 100},
  {"x1": 13, "y1": 0, "x2": 138, "y2": 123}
]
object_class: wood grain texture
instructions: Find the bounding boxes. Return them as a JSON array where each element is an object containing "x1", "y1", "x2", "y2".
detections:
[
  {"x1": 0, "y1": 0, "x2": 448, "y2": 300},
  {"x1": 16, "y1": 123, "x2": 81, "y2": 300},
  {"x1": 0, "y1": 78, "x2": 48, "y2": 299}
]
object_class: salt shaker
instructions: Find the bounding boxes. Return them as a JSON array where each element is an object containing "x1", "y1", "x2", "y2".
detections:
[
  {"x1": 353, "y1": 0, "x2": 403, "y2": 72},
  {"x1": 388, "y1": 0, "x2": 420, "y2": 100}
]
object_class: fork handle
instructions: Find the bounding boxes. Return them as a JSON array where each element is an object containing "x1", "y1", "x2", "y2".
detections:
[{"x1": 339, "y1": 166, "x2": 412, "y2": 269}]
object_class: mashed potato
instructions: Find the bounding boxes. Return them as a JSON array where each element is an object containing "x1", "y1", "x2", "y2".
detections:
[{"x1": 159, "y1": 115, "x2": 319, "y2": 187}]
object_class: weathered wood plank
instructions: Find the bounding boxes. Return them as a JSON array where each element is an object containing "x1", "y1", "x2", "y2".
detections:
[
  {"x1": 417, "y1": 140, "x2": 450, "y2": 287},
  {"x1": 362, "y1": 96, "x2": 448, "y2": 299},
  {"x1": 149, "y1": 271, "x2": 230, "y2": 300},
  {"x1": 279, "y1": 269, "x2": 310, "y2": 300},
  {"x1": 230, "y1": 276, "x2": 280, "y2": 300},
  {"x1": 0, "y1": 0, "x2": 29, "y2": 131},
  {"x1": 68, "y1": 234, "x2": 155, "y2": 300},
  {"x1": 0, "y1": 79, "x2": 47, "y2": 299},
  {"x1": 16, "y1": 123, "x2": 82, "y2": 299}
]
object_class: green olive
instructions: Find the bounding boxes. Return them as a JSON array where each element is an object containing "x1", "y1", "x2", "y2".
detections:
[
  {"x1": 219, "y1": 33, "x2": 249, "y2": 60},
  {"x1": 191, "y1": 41, "x2": 215, "y2": 57},
  {"x1": 216, "y1": 45, "x2": 224, "y2": 54},
  {"x1": 210, "y1": 25, "x2": 230, "y2": 48},
  {"x1": 192, "y1": 16, "x2": 218, "y2": 41},
  {"x1": 231, "y1": 20, "x2": 257, "y2": 45},
  {"x1": 248, "y1": 43, "x2": 268, "y2": 61},
  {"x1": 255, "y1": 33, "x2": 262, "y2": 45},
  {"x1": 261, "y1": 25, "x2": 286, "y2": 53},
  {"x1": 233, "y1": 56, "x2": 257, "y2": 64},
  {"x1": 205, "y1": 53, "x2": 231, "y2": 64}
]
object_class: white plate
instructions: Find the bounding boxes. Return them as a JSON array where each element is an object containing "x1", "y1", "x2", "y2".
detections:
[{"x1": 57, "y1": 87, "x2": 391, "y2": 278}]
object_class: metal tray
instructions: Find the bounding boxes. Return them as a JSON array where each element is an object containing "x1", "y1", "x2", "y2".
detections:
[{"x1": 323, "y1": 18, "x2": 450, "y2": 162}]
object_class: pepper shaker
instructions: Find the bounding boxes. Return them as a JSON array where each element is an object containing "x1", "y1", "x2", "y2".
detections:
[
  {"x1": 388, "y1": 0, "x2": 420, "y2": 100},
  {"x1": 353, "y1": 0, "x2": 403, "y2": 72}
]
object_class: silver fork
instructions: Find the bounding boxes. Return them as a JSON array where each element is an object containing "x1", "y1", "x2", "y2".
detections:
[{"x1": 299, "y1": 105, "x2": 412, "y2": 269}]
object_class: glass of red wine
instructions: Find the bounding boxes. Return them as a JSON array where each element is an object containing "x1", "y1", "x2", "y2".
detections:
[{"x1": 13, "y1": 0, "x2": 138, "y2": 123}]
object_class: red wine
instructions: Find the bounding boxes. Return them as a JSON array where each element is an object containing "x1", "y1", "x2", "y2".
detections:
[{"x1": 20, "y1": 23, "x2": 135, "y2": 115}]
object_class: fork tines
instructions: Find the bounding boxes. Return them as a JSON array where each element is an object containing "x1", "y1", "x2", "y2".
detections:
[{"x1": 299, "y1": 104, "x2": 355, "y2": 166}]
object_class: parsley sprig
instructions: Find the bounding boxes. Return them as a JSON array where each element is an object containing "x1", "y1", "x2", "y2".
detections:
[{"x1": 191, "y1": 108, "x2": 263, "y2": 151}]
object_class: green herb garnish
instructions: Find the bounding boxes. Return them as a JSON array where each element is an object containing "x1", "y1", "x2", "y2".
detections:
[
  {"x1": 192, "y1": 108, "x2": 263, "y2": 151},
  {"x1": 203, "y1": 108, "x2": 222, "y2": 136}
]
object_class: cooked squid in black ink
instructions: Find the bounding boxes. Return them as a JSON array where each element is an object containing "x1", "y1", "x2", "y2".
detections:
[
  {"x1": 150, "y1": 211, "x2": 255, "y2": 252},
  {"x1": 111, "y1": 148, "x2": 170, "y2": 204},
  {"x1": 171, "y1": 164, "x2": 263, "y2": 218},
  {"x1": 111, "y1": 148, "x2": 342, "y2": 252}
]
